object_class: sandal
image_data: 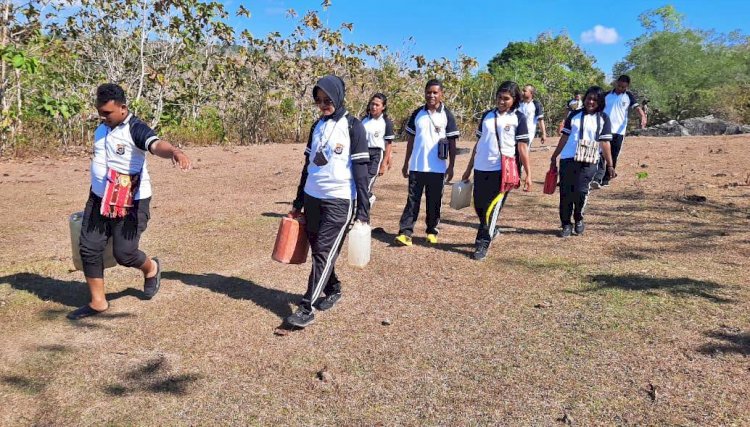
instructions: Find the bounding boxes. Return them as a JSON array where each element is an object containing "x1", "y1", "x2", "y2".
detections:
[{"x1": 67, "y1": 303, "x2": 109, "y2": 320}]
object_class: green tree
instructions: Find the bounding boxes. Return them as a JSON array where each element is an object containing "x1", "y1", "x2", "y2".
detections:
[
  {"x1": 487, "y1": 33, "x2": 606, "y2": 132},
  {"x1": 614, "y1": 5, "x2": 750, "y2": 123}
]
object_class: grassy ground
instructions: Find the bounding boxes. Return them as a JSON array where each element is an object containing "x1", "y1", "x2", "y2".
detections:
[{"x1": 1, "y1": 135, "x2": 749, "y2": 425}]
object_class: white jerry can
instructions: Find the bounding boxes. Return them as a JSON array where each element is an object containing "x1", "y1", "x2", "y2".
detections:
[
  {"x1": 69, "y1": 212, "x2": 117, "y2": 271},
  {"x1": 450, "y1": 180, "x2": 473, "y2": 210},
  {"x1": 347, "y1": 221, "x2": 371, "y2": 268}
]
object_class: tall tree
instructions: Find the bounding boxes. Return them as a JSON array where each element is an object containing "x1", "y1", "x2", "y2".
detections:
[{"x1": 614, "y1": 5, "x2": 750, "y2": 123}]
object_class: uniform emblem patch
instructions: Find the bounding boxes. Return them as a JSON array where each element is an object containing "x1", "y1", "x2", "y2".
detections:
[
  {"x1": 374, "y1": 131, "x2": 380, "y2": 138},
  {"x1": 334, "y1": 143, "x2": 344, "y2": 154},
  {"x1": 504, "y1": 125, "x2": 510, "y2": 131},
  {"x1": 622, "y1": 100, "x2": 628, "y2": 106},
  {"x1": 116, "y1": 144, "x2": 125, "y2": 155}
]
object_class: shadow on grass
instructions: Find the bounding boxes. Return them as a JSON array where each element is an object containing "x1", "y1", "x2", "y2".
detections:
[
  {"x1": 162, "y1": 271, "x2": 297, "y2": 319},
  {"x1": 371, "y1": 226, "x2": 473, "y2": 257},
  {"x1": 0, "y1": 375, "x2": 46, "y2": 394},
  {"x1": 105, "y1": 355, "x2": 202, "y2": 397},
  {"x1": 261, "y1": 212, "x2": 286, "y2": 218},
  {"x1": 0, "y1": 273, "x2": 148, "y2": 309},
  {"x1": 697, "y1": 330, "x2": 750, "y2": 356},
  {"x1": 586, "y1": 273, "x2": 734, "y2": 304}
]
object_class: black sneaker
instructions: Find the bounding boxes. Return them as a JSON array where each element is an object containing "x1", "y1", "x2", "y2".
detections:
[
  {"x1": 315, "y1": 292, "x2": 342, "y2": 311},
  {"x1": 574, "y1": 220, "x2": 585, "y2": 235},
  {"x1": 286, "y1": 307, "x2": 315, "y2": 328},
  {"x1": 590, "y1": 181, "x2": 601, "y2": 189},
  {"x1": 472, "y1": 245, "x2": 488, "y2": 261},
  {"x1": 601, "y1": 181, "x2": 610, "y2": 187},
  {"x1": 559, "y1": 224, "x2": 573, "y2": 238},
  {"x1": 143, "y1": 257, "x2": 161, "y2": 300}
]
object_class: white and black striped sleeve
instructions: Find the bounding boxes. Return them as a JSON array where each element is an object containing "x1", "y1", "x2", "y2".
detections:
[
  {"x1": 561, "y1": 112, "x2": 575, "y2": 135},
  {"x1": 533, "y1": 99, "x2": 544, "y2": 119},
  {"x1": 349, "y1": 117, "x2": 370, "y2": 164},
  {"x1": 599, "y1": 113, "x2": 613, "y2": 141},
  {"x1": 405, "y1": 108, "x2": 420, "y2": 136},
  {"x1": 627, "y1": 91, "x2": 639, "y2": 109},
  {"x1": 384, "y1": 117, "x2": 395, "y2": 142},
  {"x1": 130, "y1": 118, "x2": 159, "y2": 153},
  {"x1": 514, "y1": 111, "x2": 530, "y2": 143},
  {"x1": 445, "y1": 107, "x2": 460, "y2": 139},
  {"x1": 476, "y1": 110, "x2": 491, "y2": 139}
]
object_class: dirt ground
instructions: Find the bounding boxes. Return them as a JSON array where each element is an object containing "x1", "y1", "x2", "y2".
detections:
[{"x1": 1, "y1": 135, "x2": 749, "y2": 426}]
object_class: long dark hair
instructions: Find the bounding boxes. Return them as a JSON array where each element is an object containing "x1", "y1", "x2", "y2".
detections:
[
  {"x1": 496, "y1": 81, "x2": 522, "y2": 110},
  {"x1": 583, "y1": 86, "x2": 606, "y2": 113},
  {"x1": 368, "y1": 92, "x2": 389, "y2": 119}
]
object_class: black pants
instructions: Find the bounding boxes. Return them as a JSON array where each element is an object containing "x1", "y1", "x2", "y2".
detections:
[
  {"x1": 398, "y1": 171, "x2": 444, "y2": 236},
  {"x1": 301, "y1": 194, "x2": 353, "y2": 312},
  {"x1": 594, "y1": 133, "x2": 624, "y2": 184},
  {"x1": 367, "y1": 148, "x2": 383, "y2": 198},
  {"x1": 473, "y1": 170, "x2": 510, "y2": 247},
  {"x1": 79, "y1": 191, "x2": 150, "y2": 278},
  {"x1": 559, "y1": 159, "x2": 597, "y2": 225}
]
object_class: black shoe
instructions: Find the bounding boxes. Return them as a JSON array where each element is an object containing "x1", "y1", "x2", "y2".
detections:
[
  {"x1": 143, "y1": 257, "x2": 161, "y2": 300},
  {"x1": 472, "y1": 245, "x2": 488, "y2": 261},
  {"x1": 67, "y1": 303, "x2": 108, "y2": 320},
  {"x1": 574, "y1": 220, "x2": 585, "y2": 235},
  {"x1": 286, "y1": 307, "x2": 315, "y2": 328},
  {"x1": 559, "y1": 224, "x2": 573, "y2": 238},
  {"x1": 601, "y1": 181, "x2": 610, "y2": 187},
  {"x1": 315, "y1": 292, "x2": 342, "y2": 311},
  {"x1": 590, "y1": 181, "x2": 601, "y2": 189}
]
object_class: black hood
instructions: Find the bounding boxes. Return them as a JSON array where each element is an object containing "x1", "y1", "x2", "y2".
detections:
[{"x1": 313, "y1": 75, "x2": 346, "y2": 121}]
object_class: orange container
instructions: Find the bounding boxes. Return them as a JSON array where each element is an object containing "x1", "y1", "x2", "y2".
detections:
[
  {"x1": 272, "y1": 215, "x2": 310, "y2": 264},
  {"x1": 543, "y1": 167, "x2": 558, "y2": 195}
]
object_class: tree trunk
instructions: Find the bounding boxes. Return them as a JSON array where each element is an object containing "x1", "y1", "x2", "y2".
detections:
[{"x1": 135, "y1": 0, "x2": 149, "y2": 102}]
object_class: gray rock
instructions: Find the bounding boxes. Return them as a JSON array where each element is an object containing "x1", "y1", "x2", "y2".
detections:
[{"x1": 632, "y1": 115, "x2": 749, "y2": 137}]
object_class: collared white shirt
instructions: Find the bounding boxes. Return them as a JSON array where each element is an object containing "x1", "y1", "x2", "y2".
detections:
[{"x1": 91, "y1": 114, "x2": 159, "y2": 200}]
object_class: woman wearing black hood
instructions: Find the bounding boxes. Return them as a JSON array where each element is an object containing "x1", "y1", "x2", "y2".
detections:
[{"x1": 288, "y1": 75, "x2": 371, "y2": 328}]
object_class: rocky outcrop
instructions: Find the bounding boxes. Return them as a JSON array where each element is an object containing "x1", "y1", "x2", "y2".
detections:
[{"x1": 631, "y1": 115, "x2": 750, "y2": 137}]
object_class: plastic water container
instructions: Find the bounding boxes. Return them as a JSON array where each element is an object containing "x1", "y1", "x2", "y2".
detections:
[
  {"x1": 69, "y1": 212, "x2": 117, "y2": 271},
  {"x1": 543, "y1": 167, "x2": 558, "y2": 195},
  {"x1": 450, "y1": 180, "x2": 473, "y2": 210},
  {"x1": 272, "y1": 215, "x2": 310, "y2": 264},
  {"x1": 347, "y1": 221, "x2": 371, "y2": 268}
]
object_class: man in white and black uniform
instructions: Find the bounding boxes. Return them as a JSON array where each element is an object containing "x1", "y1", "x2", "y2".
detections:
[
  {"x1": 288, "y1": 75, "x2": 370, "y2": 328},
  {"x1": 518, "y1": 84, "x2": 547, "y2": 148},
  {"x1": 593, "y1": 74, "x2": 647, "y2": 187},
  {"x1": 395, "y1": 79, "x2": 459, "y2": 246},
  {"x1": 69, "y1": 83, "x2": 191, "y2": 320}
]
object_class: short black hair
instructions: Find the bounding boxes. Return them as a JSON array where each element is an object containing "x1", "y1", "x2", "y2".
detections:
[
  {"x1": 425, "y1": 79, "x2": 443, "y2": 91},
  {"x1": 616, "y1": 75, "x2": 631, "y2": 84},
  {"x1": 96, "y1": 83, "x2": 126, "y2": 106},
  {"x1": 583, "y1": 86, "x2": 607, "y2": 113},
  {"x1": 496, "y1": 81, "x2": 522, "y2": 110},
  {"x1": 574, "y1": 91, "x2": 581, "y2": 96}
]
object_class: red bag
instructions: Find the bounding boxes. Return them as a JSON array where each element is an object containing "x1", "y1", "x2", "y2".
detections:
[
  {"x1": 495, "y1": 113, "x2": 520, "y2": 193},
  {"x1": 543, "y1": 167, "x2": 558, "y2": 195},
  {"x1": 500, "y1": 155, "x2": 520, "y2": 192}
]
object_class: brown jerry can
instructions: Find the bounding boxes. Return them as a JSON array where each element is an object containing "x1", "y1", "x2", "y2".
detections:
[{"x1": 272, "y1": 214, "x2": 310, "y2": 264}]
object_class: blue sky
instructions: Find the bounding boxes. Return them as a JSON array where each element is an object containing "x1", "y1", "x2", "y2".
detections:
[{"x1": 228, "y1": 0, "x2": 749, "y2": 78}]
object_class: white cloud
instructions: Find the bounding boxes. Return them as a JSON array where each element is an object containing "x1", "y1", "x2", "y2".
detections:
[{"x1": 581, "y1": 25, "x2": 620, "y2": 44}]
